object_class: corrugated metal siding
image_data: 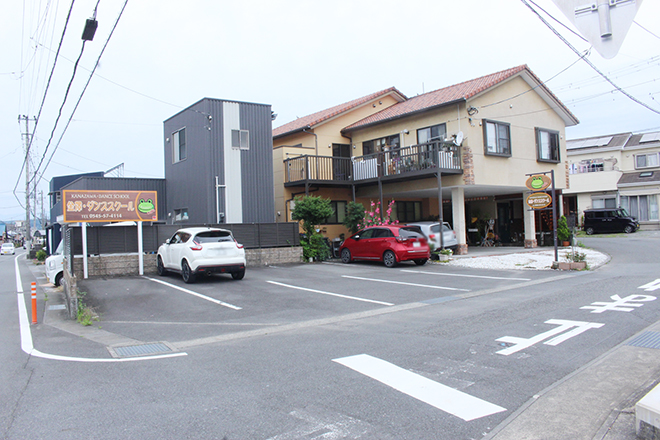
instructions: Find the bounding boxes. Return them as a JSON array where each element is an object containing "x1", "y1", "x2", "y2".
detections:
[
  {"x1": 240, "y1": 102, "x2": 274, "y2": 223},
  {"x1": 164, "y1": 100, "x2": 214, "y2": 224}
]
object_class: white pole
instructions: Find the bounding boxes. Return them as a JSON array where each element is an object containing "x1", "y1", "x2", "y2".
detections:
[
  {"x1": 82, "y1": 223, "x2": 88, "y2": 279},
  {"x1": 138, "y1": 221, "x2": 144, "y2": 275}
]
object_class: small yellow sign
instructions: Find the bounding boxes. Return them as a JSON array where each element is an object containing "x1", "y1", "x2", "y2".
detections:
[
  {"x1": 525, "y1": 174, "x2": 552, "y2": 191},
  {"x1": 526, "y1": 192, "x2": 552, "y2": 210}
]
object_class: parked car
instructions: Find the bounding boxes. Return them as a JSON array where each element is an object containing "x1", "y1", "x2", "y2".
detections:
[
  {"x1": 583, "y1": 208, "x2": 639, "y2": 235},
  {"x1": 339, "y1": 225, "x2": 430, "y2": 268},
  {"x1": 46, "y1": 241, "x2": 64, "y2": 286},
  {"x1": 405, "y1": 221, "x2": 458, "y2": 251},
  {"x1": 157, "y1": 227, "x2": 246, "y2": 283},
  {"x1": 1, "y1": 242, "x2": 16, "y2": 255}
]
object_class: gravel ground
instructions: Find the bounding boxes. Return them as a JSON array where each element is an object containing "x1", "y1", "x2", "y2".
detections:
[{"x1": 446, "y1": 247, "x2": 610, "y2": 271}]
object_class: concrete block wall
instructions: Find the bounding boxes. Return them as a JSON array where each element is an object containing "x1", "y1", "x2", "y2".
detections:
[{"x1": 71, "y1": 247, "x2": 303, "y2": 279}]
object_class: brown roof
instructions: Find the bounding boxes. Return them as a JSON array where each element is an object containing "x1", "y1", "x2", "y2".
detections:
[
  {"x1": 343, "y1": 65, "x2": 578, "y2": 132},
  {"x1": 272, "y1": 87, "x2": 407, "y2": 139}
]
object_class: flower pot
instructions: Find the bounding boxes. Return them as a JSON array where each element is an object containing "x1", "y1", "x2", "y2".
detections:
[{"x1": 561, "y1": 241, "x2": 570, "y2": 247}]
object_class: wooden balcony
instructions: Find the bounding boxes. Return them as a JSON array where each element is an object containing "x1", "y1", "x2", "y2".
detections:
[{"x1": 284, "y1": 142, "x2": 462, "y2": 187}]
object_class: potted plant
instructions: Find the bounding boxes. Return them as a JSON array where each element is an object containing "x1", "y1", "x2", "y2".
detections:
[
  {"x1": 438, "y1": 248, "x2": 453, "y2": 262},
  {"x1": 557, "y1": 215, "x2": 571, "y2": 247}
]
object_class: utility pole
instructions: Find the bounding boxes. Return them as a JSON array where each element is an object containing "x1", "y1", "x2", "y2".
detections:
[{"x1": 19, "y1": 115, "x2": 35, "y2": 249}]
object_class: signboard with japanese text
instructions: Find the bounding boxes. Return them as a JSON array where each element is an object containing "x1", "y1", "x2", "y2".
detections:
[
  {"x1": 63, "y1": 190, "x2": 158, "y2": 223},
  {"x1": 526, "y1": 192, "x2": 553, "y2": 210}
]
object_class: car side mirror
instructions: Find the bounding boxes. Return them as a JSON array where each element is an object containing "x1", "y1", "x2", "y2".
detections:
[{"x1": 354, "y1": 235, "x2": 360, "y2": 240}]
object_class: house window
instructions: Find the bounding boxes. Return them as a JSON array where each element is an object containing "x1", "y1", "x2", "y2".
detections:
[
  {"x1": 417, "y1": 124, "x2": 447, "y2": 144},
  {"x1": 536, "y1": 128, "x2": 560, "y2": 162},
  {"x1": 363, "y1": 135, "x2": 400, "y2": 156},
  {"x1": 483, "y1": 120, "x2": 511, "y2": 156},
  {"x1": 325, "y1": 201, "x2": 347, "y2": 224},
  {"x1": 635, "y1": 152, "x2": 659, "y2": 169},
  {"x1": 172, "y1": 128, "x2": 186, "y2": 163},
  {"x1": 174, "y1": 208, "x2": 189, "y2": 222},
  {"x1": 392, "y1": 201, "x2": 422, "y2": 222},
  {"x1": 231, "y1": 129, "x2": 250, "y2": 150},
  {"x1": 621, "y1": 195, "x2": 659, "y2": 221},
  {"x1": 591, "y1": 197, "x2": 616, "y2": 209}
]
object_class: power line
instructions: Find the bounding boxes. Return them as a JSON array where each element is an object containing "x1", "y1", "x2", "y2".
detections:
[
  {"x1": 521, "y1": 0, "x2": 660, "y2": 116},
  {"x1": 33, "y1": 0, "x2": 131, "y2": 187}
]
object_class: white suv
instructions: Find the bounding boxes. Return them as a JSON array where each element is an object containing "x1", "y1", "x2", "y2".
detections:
[
  {"x1": 405, "y1": 221, "x2": 458, "y2": 251},
  {"x1": 157, "y1": 227, "x2": 246, "y2": 283}
]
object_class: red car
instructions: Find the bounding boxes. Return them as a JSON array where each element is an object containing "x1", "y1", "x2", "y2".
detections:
[{"x1": 339, "y1": 225, "x2": 430, "y2": 268}]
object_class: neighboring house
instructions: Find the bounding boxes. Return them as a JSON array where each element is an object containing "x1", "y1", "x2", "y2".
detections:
[
  {"x1": 164, "y1": 98, "x2": 275, "y2": 225},
  {"x1": 565, "y1": 131, "x2": 660, "y2": 230},
  {"x1": 273, "y1": 65, "x2": 578, "y2": 254}
]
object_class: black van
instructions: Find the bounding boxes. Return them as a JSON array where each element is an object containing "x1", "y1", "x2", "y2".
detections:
[{"x1": 583, "y1": 208, "x2": 640, "y2": 235}]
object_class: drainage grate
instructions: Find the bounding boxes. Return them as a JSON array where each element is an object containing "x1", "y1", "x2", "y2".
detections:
[
  {"x1": 628, "y1": 331, "x2": 660, "y2": 350},
  {"x1": 112, "y1": 343, "x2": 173, "y2": 358}
]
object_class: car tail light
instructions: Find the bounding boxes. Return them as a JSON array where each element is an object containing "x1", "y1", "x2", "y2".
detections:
[
  {"x1": 234, "y1": 239, "x2": 244, "y2": 249},
  {"x1": 396, "y1": 236, "x2": 409, "y2": 243},
  {"x1": 190, "y1": 240, "x2": 203, "y2": 251},
  {"x1": 429, "y1": 234, "x2": 436, "y2": 240}
]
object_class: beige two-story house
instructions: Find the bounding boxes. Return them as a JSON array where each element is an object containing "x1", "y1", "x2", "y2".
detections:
[{"x1": 273, "y1": 65, "x2": 579, "y2": 254}]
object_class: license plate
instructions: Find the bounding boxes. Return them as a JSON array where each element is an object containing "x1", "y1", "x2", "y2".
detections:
[{"x1": 413, "y1": 241, "x2": 421, "y2": 248}]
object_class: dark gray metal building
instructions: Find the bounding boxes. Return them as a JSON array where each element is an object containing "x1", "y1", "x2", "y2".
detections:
[{"x1": 164, "y1": 98, "x2": 275, "y2": 225}]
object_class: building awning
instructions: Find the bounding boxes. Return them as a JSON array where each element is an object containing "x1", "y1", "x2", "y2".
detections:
[{"x1": 619, "y1": 188, "x2": 660, "y2": 196}]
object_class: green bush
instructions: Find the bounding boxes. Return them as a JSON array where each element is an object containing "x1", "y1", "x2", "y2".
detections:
[
  {"x1": 300, "y1": 233, "x2": 330, "y2": 261},
  {"x1": 343, "y1": 201, "x2": 365, "y2": 234},
  {"x1": 35, "y1": 249, "x2": 48, "y2": 262},
  {"x1": 557, "y1": 215, "x2": 571, "y2": 242}
]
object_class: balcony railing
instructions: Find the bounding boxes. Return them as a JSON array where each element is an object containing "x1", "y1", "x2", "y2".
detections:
[{"x1": 284, "y1": 141, "x2": 462, "y2": 185}]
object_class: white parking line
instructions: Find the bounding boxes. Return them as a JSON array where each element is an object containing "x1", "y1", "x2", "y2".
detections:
[
  {"x1": 267, "y1": 281, "x2": 394, "y2": 306},
  {"x1": 401, "y1": 269, "x2": 531, "y2": 281},
  {"x1": 333, "y1": 354, "x2": 506, "y2": 421},
  {"x1": 342, "y1": 275, "x2": 470, "y2": 292},
  {"x1": 14, "y1": 255, "x2": 187, "y2": 363},
  {"x1": 144, "y1": 277, "x2": 242, "y2": 310}
]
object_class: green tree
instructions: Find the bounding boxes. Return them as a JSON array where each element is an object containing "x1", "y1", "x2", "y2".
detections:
[
  {"x1": 343, "y1": 201, "x2": 365, "y2": 234},
  {"x1": 291, "y1": 195, "x2": 334, "y2": 261}
]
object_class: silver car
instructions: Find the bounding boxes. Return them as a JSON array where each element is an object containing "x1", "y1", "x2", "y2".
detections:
[{"x1": 405, "y1": 221, "x2": 458, "y2": 251}]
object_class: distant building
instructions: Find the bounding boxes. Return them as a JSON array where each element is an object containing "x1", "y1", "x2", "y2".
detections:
[{"x1": 565, "y1": 131, "x2": 660, "y2": 230}]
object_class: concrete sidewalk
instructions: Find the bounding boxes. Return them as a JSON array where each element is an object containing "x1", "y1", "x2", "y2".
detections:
[{"x1": 485, "y1": 320, "x2": 660, "y2": 440}]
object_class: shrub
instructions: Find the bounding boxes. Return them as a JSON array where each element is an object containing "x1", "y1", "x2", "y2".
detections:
[
  {"x1": 557, "y1": 215, "x2": 571, "y2": 242},
  {"x1": 35, "y1": 249, "x2": 48, "y2": 262}
]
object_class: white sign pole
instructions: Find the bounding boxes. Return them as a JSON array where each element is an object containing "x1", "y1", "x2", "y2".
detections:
[
  {"x1": 138, "y1": 221, "x2": 144, "y2": 276},
  {"x1": 82, "y1": 222, "x2": 88, "y2": 279}
]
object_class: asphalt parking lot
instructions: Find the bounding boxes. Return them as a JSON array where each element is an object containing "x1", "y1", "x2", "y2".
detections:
[{"x1": 52, "y1": 259, "x2": 575, "y2": 355}]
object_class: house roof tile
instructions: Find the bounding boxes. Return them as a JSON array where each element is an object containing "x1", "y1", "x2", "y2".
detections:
[
  {"x1": 343, "y1": 65, "x2": 578, "y2": 132},
  {"x1": 272, "y1": 87, "x2": 407, "y2": 139}
]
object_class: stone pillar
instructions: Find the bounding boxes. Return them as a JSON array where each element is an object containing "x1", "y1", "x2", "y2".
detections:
[
  {"x1": 452, "y1": 187, "x2": 468, "y2": 255},
  {"x1": 524, "y1": 206, "x2": 537, "y2": 248}
]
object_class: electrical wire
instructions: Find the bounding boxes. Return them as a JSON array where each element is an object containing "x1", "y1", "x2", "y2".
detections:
[
  {"x1": 13, "y1": 0, "x2": 76, "y2": 208},
  {"x1": 33, "y1": 0, "x2": 131, "y2": 187},
  {"x1": 521, "y1": 0, "x2": 660, "y2": 116}
]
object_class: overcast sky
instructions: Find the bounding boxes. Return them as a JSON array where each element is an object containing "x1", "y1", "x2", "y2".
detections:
[{"x1": 1, "y1": 0, "x2": 659, "y2": 223}]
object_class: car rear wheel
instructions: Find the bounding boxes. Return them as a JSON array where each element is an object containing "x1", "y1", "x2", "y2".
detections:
[
  {"x1": 585, "y1": 227, "x2": 594, "y2": 235},
  {"x1": 341, "y1": 248, "x2": 352, "y2": 264},
  {"x1": 181, "y1": 260, "x2": 196, "y2": 284},
  {"x1": 54, "y1": 272, "x2": 63, "y2": 287},
  {"x1": 383, "y1": 250, "x2": 397, "y2": 268},
  {"x1": 157, "y1": 256, "x2": 168, "y2": 276},
  {"x1": 414, "y1": 259, "x2": 428, "y2": 266},
  {"x1": 231, "y1": 269, "x2": 245, "y2": 280},
  {"x1": 624, "y1": 225, "x2": 634, "y2": 234}
]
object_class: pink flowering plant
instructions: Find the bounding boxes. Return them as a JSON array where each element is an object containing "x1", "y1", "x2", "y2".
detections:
[{"x1": 358, "y1": 200, "x2": 398, "y2": 230}]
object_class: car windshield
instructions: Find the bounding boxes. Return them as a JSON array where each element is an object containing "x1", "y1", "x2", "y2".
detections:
[
  {"x1": 2, "y1": 243, "x2": 12, "y2": 249},
  {"x1": 195, "y1": 230, "x2": 234, "y2": 243}
]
